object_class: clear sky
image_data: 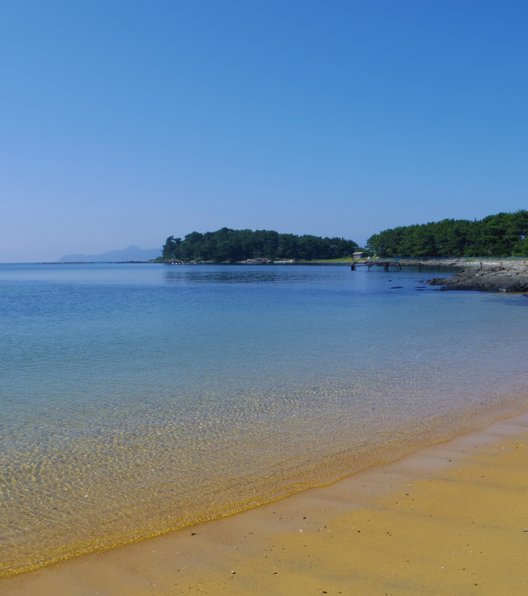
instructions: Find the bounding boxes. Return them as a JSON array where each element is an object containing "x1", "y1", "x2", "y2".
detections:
[{"x1": 1, "y1": 0, "x2": 527, "y2": 261}]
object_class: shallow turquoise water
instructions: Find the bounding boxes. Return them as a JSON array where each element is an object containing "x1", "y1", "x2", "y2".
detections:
[{"x1": 1, "y1": 263, "x2": 527, "y2": 574}]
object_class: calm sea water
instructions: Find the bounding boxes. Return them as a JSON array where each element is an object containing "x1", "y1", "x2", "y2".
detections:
[{"x1": 1, "y1": 263, "x2": 528, "y2": 576}]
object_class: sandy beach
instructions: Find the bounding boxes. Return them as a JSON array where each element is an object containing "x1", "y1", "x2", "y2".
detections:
[
  {"x1": 4, "y1": 0, "x2": 528, "y2": 591},
  {"x1": 3, "y1": 410, "x2": 527, "y2": 595}
]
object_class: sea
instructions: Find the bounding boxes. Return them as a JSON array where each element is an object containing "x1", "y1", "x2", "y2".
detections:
[{"x1": 1, "y1": 262, "x2": 528, "y2": 576}]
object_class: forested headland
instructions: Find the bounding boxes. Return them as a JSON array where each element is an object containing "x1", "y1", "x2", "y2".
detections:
[
  {"x1": 367, "y1": 211, "x2": 528, "y2": 258},
  {"x1": 159, "y1": 228, "x2": 359, "y2": 262},
  {"x1": 158, "y1": 211, "x2": 528, "y2": 263}
]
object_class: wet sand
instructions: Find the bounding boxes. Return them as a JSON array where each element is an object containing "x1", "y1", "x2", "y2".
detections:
[{"x1": 3, "y1": 411, "x2": 528, "y2": 595}]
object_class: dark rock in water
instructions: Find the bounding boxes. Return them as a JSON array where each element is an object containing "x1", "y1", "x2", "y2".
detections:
[
  {"x1": 391, "y1": 286, "x2": 403, "y2": 289},
  {"x1": 429, "y1": 266, "x2": 528, "y2": 293}
]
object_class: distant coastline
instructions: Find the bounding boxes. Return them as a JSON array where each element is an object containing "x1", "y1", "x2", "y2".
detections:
[
  {"x1": 156, "y1": 211, "x2": 528, "y2": 265},
  {"x1": 16, "y1": 255, "x2": 528, "y2": 295},
  {"x1": 59, "y1": 245, "x2": 160, "y2": 263}
]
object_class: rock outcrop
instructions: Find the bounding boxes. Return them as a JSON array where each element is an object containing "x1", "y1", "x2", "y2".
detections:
[{"x1": 429, "y1": 266, "x2": 528, "y2": 293}]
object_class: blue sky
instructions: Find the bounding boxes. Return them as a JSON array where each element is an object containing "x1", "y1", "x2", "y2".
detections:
[{"x1": 1, "y1": 0, "x2": 527, "y2": 261}]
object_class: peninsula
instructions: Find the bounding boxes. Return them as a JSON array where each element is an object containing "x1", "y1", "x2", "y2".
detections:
[{"x1": 158, "y1": 228, "x2": 359, "y2": 263}]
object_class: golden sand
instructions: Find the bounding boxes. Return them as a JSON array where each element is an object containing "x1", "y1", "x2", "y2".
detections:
[{"x1": 2, "y1": 412, "x2": 528, "y2": 595}]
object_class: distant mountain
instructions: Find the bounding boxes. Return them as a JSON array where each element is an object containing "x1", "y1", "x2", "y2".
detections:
[{"x1": 59, "y1": 245, "x2": 161, "y2": 262}]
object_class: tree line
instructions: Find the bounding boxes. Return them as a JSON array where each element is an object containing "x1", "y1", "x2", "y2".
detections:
[
  {"x1": 366, "y1": 211, "x2": 528, "y2": 258},
  {"x1": 160, "y1": 228, "x2": 359, "y2": 262}
]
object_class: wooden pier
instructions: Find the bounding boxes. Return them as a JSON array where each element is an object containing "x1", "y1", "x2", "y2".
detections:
[{"x1": 351, "y1": 261, "x2": 408, "y2": 271}]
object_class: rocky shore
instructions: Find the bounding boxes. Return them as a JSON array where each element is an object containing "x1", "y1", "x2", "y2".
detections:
[{"x1": 429, "y1": 262, "x2": 528, "y2": 293}]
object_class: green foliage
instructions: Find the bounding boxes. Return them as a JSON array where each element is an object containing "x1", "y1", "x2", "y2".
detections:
[
  {"x1": 161, "y1": 228, "x2": 358, "y2": 262},
  {"x1": 366, "y1": 211, "x2": 528, "y2": 258}
]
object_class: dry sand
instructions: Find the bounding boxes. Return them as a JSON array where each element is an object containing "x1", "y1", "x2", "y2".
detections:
[{"x1": 3, "y1": 412, "x2": 528, "y2": 595}]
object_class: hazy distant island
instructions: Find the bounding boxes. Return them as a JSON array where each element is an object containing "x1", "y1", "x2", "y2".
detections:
[{"x1": 60, "y1": 245, "x2": 161, "y2": 263}]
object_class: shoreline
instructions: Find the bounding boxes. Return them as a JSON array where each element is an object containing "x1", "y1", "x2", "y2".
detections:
[
  {"x1": 3, "y1": 406, "x2": 528, "y2": 595},
  {"x1": 3, "y1": 262, "x2": 528, "y2": 583},
  {"x1": 2, "y1": 388, "x2": 527, "y2": 580},
  {"x1": 429, "y1": 262, "x2": 528, "y2": 293}
]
